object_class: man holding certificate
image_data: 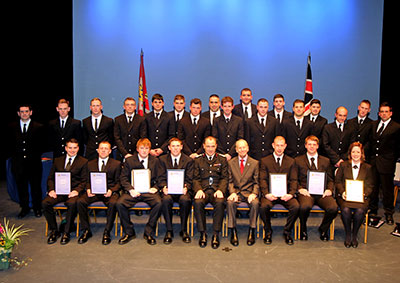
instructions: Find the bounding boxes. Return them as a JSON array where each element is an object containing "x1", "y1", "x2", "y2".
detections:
[
  {"x1": 158, "y1": 138, "x2": 193, "y2": 244},
  {"x1": 336, "y1": 142, "x2": 374, "y2": 248},
  {"x1": 117, "y1": 138, "x2": 162, "y2": 245},
  {"x1": 259, "y1": 136, "x2": 299, "y2": 245},
  {"x1": 227, "y1": 139, "x2": 259, "y2": 246},
  {"x1": 193, "y1": 136, "x2": 228, "y2": 249},
  {"x1": 293, "y1": 135, "x2": 338, "y2": 241},
  {"x1": 42, "y1": 139, "x2": 88, "y2": 245},
  {"x1": 76, "y1": 141, "x2": 121, "y2": 245}
]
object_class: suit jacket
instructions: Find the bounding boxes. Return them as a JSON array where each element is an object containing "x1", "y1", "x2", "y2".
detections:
[
  {"x1": 157, "y1": 153, "x2": 194, "y2": 192},
  {"x1": 212, "y1": 114, "x2": 244, "y2": 157},
  {"x1": 346, "y1": 116, "x2": 373, "y2": 156},
  {"x1": 193, "y1": 153, "x2": 228, "y2": 194},
  {"x1": 169, "y1": 110, "x2": 190, "y2": 137},
  {"x1": 48, "y1": 117, "x2": 82, "y2": 158},
  {"x1": 228, "y1": 156, "x2": 259, "y2": 197},
  {"x1": 143, "y1": 110, "x2": 175, "y2": 153},
  {"x1": 120, "y1": 154, "x2": 160, "y2": 192},
  {"x1": 47, "y1": 155, "x2": 88, "y2": 194},
  {"x1": 305, "y1": 114, "x2": 328, "y2": 140},
  {"x1": 86, "y1": 158, "x2": 121, "y2": 193},
  {"x1": 113, "y1": 113, "x2": 146, "y2": 159},
  {"x1": 201, "y1": 109, "x2": 222, "y2": 126},
  {"x1": 232, "y1": 103, "x2": 257, "y2": 120},
  {"x1": 177, "y1": 115, "x2": 211, "y2": 155},
  {"x1": 282, "y1": 117, "x2": 313, "y2": 158},
  {"x1": 82, "y1": 115, "x2": 114, "y2": 160},
  {"x1": 245, "y1": 115, "x2": 278, "y2": 160},
  {"x1": 292, "y1": 154, "x2": 334, "y2": 193},
  {"x1": 259, "y1": 154, "x2": 296, "y2": 196},
  {"x1": 268, "y1": 109, "x2": 293, "y2": 135}
]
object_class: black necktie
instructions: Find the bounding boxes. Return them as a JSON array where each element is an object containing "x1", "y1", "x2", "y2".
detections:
[
  {"x1": 353, "y1": 165, "x2": 358, "y2": 169},
  {"x1": 338, "y1": 123, "x2": 342, "y2": 132},
  {"x1": 312, "y1": 117, "x2": 315, "y2": 123},
  {"x1": 310, "y1": 157, "x2": 317, "y2": 170},
  {"x1": 212, "y1": 112, "x2": 217, "y2": 125},
  {"x1": 173, "y1": 158, "x2": 178, "y2": 169},
  {"x1": 261, "y1": 118, "x2": 265, "y2": 128},
  {"x1": 140, "y1": 159, "x2": 145, "y2": 169},
  {"x1": 296, "y1": 120, "x2": 301, "y2": 130},
  {"x1": 244, "y1": 106, "x2": 249, "y2": 119},
  {"x1": 23, "y1": 123, "x2": 27, "y2": 134},
  {"x1": 65, "y1": 157, "x2": 72, "y2": 171},
  {"x1": 209, "y1": 156, "x2": 212, "y2": 161},
  {"x1": 155, "y1": 112, "x2": 160, "y2": 119},
  {"x1": 61, "y1": 120, "x2": 65, "y2": 129},
  {"x1": 277, "y1": 113, "x2": 281, "y2": 123},
  {"x1": 94, "y1": 119, "x2": 98, "y2": 132},
  {"x1": 128, "y1": 116, "x2": 132, "y2": 124},
  {"x1": 359, "y1": 119, "x2": 363, "y2": 125},
  {"x1": 101, "y1": 160, "x2": 106, "y2": 172},
  {"x1": 377, "y1": 123, "x2": 385, "y2": 135},
  {"x1": 193, "y1": 117, "x2": 197, "y2": 126},
  {"x1": 276, "y1": 157, "x2": 281, "y2": 167},
  {"x1": 176, "y1": 113, "x2": 180, "y2": 122},
  {"x1": 226, "y1": 118, "x2": 230, "y2": 124}
]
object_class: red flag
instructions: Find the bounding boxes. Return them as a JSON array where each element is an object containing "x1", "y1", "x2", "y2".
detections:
[
  {"x1": 304, "y1": 52, "x2": 313, "y2": 116},
  {"x1": 138, "y1": 49, "x2": 150, "y2": 116}
]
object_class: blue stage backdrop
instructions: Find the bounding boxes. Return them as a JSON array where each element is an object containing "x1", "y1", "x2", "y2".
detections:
[{"x1": 73, "y1": 0, "x2": 383, "y2": 122}]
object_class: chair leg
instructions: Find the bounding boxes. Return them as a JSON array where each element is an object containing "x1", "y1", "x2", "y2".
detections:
[
  {"x1": 45, "y1": 221, "x2": 48, "y2": 237},
  {"x1": 115, "y1": 212, "x2": 118, "y2": 237},
  {"x1": 77, "y1": 214, "x2": 80, "y2": 237},
  {"x1": 364, "y1": 213, "x2": 369, "y2": 244},
  {"x1": 294, "y1": 219, "x2": 297, "y2": 240},
  {"x1": 394, "y1": 186, "x2": 399, "y2": 207},
  {"x1": 191, "y1": 207, "x2": 194, "y2": 237},
  {"x1": 330, "y1": 219, "x2": 335, "y2": 241}
]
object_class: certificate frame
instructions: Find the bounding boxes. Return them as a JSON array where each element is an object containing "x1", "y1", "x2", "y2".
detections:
[
  {"x1": 167, "y1": 169, "x2": 185, "y2": 195},
  {"x1": 345, "y1": 179, "x2": 364, "y2": 203},
  {"x1": 55, "y1": 172, "x2": 71, "y2": 195},
  {"x1": 90, "y1": 172, "x2": 107, "y2": 194},
  {"x1": 269, "y1": 173, "x2": 287, "y2": 197},
  {"x1": 307, "y1": 170, "x2": 326, "y2": 195},
  {"x1": 131, "y1": 169, "x2": 151, "y2": 193}
]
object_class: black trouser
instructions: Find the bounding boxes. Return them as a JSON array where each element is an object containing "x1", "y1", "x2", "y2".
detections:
[
  {"x1": 340, "y1": 206, "x2": 367, "y2": 241},
  {"x1": 42, "y1": 195, "x2": 78, "y2": 233},
  {"x1": 193, "y1": 190, "x2": 225, "y2": 234},
  {"x1": 370, "y1": 166, "x2": 395, "y2": 215},
  {"x1": 161, "y1": 194, "x2": 192, "y2": 232}
]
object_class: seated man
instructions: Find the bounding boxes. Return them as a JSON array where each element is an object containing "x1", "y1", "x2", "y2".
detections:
[
  {"x1": 259, "y1": 136, "x2": 299, "y2": 245},
  {"x1": 292, "y1": 135, "x2": 338, "y2": 241},
  {"x1": 158, "y1": 138, "x2": 193, "y2": 244},
  {"x1": 116, "y1": 138, "x2": 162, "y2": 245},
  {"x1": 193, "y1": 136, "x2": 228, "y2": 249},
  {"x1": 76, "y1": 141, "x2": 121, "y2": 245},
  {"x1": 227, "y1": 139, "x2": 259, "y2": 246},
  {"x1": 42, "y1": 138, "x2": 88, "y2": 245}
]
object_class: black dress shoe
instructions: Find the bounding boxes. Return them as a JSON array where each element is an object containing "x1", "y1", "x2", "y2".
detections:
[
  {"x1": 284, "y1": 234, "x2": 294, "y2": 245},
  {"x1": 300, "y1": 231, "x2": 308, "y2": 241},
  {"x1": 163, "y1": 231, "x2": 173, "y2": 244},
  {"x1": 78, "y1": 229, "x2": 92, "y2": 244},
  {"x1": 102, "y1": 231, "x2": 111, "y2": 245},
  {"x1": 17, "y1": 208, "x2": 30, "y2": 219},
  {"x1": 351, "y1": 238, "x2": 358, "y2": 248},
  {"x1": 34, "y1": 209, "x2": 42, "y2": 218},
  {"x1": 263, "y1": 233, "x2": 272, "y2": 245},
  {"x1": 60, "y1": 233, "x2": 70, "y2": 245},
  {"x1": 199, "y1": 232, "x2": 207, "y2": 248},
  {"x1": 344, "y1": 241, "x2": 351, "y2": 248},
  {"x1": 247, "y1": 228, "x2": 256, "y2": 246},
  {"x1": 211, "y1": 234, "x2": 220, "y2": 249},
  {"x1": 47, "y1": 230, "x2": 60, "y2": 244},
  {"x1": 385, "y1": 214, "x2": 394, "y2": 225},
  {"x1": 144, "y1": 234, "x2": 156, "y2": 245},
  {"x1": 319, "y1": 231, "x2": 329, "y2": 241},
  {"x1": 118, "y1": 233, "x2": 136, "y2": 245},
  {"x1": 230, "y1": 228, "x2": 239, "y2": 246},
  {"x1": 180, "y1": 231, "x2": 191, "y2": 243}
]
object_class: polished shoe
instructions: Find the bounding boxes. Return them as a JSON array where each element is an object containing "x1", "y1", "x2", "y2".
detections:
[
  {"x1": 351, "y1": 238, "x2": 358, "y2": 248},
  {"x1": 60, "y1": 233, "x2": 70, "y2": 245},
  {"x1": 144, "y1": 234, "x2": 156, "y2": 245},
  {"x1": 78, "y1": 229, "x2": 92, "y2": 244},
  {"x1": 163, "y1": 231, "x2": 173, "y2": 244},
  {"x1": 263, "y1": 233, "x2": 272, "y2": 245},
  {"x1": 284, "y1": 234, "x2": 294, "y2": 245},
  {"x1": 247, "y1": 228, "x2": 256, "y2": 246},
  {"x1": 118, "y1": 233, "x2": 136, "y2": 245},
  {"x1": 319, "y1": 231, "x2": 329, "y2": 241},
  {"x1": 211, "y1": 234, "x2": 220, "y2": 249},
  {"x1": 385, "y1": 214, "x2": 394, "y2": 225},
  {"x1": 47, "y1": 230, "x2": 60, "y2": 244},
  {"x1": 299, "y1": 231, "x2": 308, "y2": 241},
  {"x1": 102, "y1": 231, "x2": 112, "y2": 245},
  {"x1": 180, "y1": 231, "x2": 191, "y2": 243},
  {"x1": 230, "y1": 228, "x2": 239, "y2": 246},
  {"x1": 199, "y1": 232, "x2": 207, "y2": 248},
  {"x1": 34, "y1": 209, "x2": 42, "y2": 218},
  {"x1": 17, "y1": 208, "x2": 30, "y2": 219},
  {"x1": 344, "y1": 241, "x2": 351, "y2": 248}
]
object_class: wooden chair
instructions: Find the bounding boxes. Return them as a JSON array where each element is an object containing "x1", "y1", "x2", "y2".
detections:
[
  {"x1": 190, "y1": 203, "x2": 226, "y2": 237},
  {"x1": 158, "y1": 202, "x2": 191, "y2": 234},
  {"x1": 297, "y1": 205, "x2": 334, "y2": 240},
  {"x1": 45, "y1": 203, "x2": 79, "y2": 237},
  {"x1": 223, "y1": 202, "x2": 260, "y2": 238},
  {"x1": 331, "y1": 210, "x2": 369, "y2": 244},
  {"x1": 118, "y1": 202, "x2": 159, "y2": 236},
  {"x1": 86, "y1": 201, "x2": 119, "y2": 237},
  {"x1": 258, "y1": 204, "x2": 298, "y2": 240}
]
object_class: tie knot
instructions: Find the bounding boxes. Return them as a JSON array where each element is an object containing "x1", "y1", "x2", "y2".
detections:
[
  {"x1": 311, "y1": 157, "x2": 315, "y2": 162},
  {"x1": 359, "y1": 119, "x2": 363, "y2": 125},
  {"x1": 155, "y1": 112, "x2": 160, "y2": 119},
  {"x1": 226, "y1": 118, "x2": 230, "y2": 123},
  {"x1": 353, "y1": 165, "x2": 358, "y2": 169}
]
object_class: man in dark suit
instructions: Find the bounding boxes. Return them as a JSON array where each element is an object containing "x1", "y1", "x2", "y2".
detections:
[
  {"x1": 232, "y1": 88, "x2": 257, "y2": 120},
  {"x1": 9, "y1": 104, "x2": 45, "y2": 218},
  {"x1": 76, "y1": 141, "x2": 121, "y2": 245},
  {"x1": 369, "y1": 102, "x2": 400, "y2": 224},
  {"x1": 267, "y1": 94, "x2": 293, "y2": 127},
  {"x1": 305, "y1": 99, "x2": 328, "y2": 141},
  {"x1": 169, "y1": 94, "x2": 190, "y2": 137},
  {"x1": 282, "y1": 99, "x2": 313, "y2": 158},
  {"x1": 42, "y1": 139, "x2": 88, "y2": 245},
  {"x1": 292, "y1": 135, "x2": 338, "y2": 241},
  {"x1": 245, "y1": 98, "x2": 278, "y2": 160},
  {"x1": 48, "y1": 99, "x2": 82, "y2": 158},
  {"x1": 113, "y1": 97, "x2": 146, "y2": 161},
  {"x1": 82, "y1": 98, "x2": 114, "y2": 160},
  {"x1": 193, "y1": 136, "x2": 228, "y2": 249},
  {"x1": 227, "y1": 139, "x2": 259, "y2": 246},
  {"x1": 212, "y1": 96, "x2": 244, "y2": 161},
  {"x1": 201, "y1": 94, "x2": 222, "y2": 126},
  {"x1": 178, "y1": 98, "x2": 211, "y2": 158},
  {"x1": 158, "y1": 138, "x2": 193, "y2": 244},
  {"x1": 143, "y1": 93, "x2": 175, "y2": 157},
  {"x1": 116, "y1": 138, "x2": 162, "y2": 245},
  {"x1": 259, "y1": 136, "x2": 299, "y2": 245}
]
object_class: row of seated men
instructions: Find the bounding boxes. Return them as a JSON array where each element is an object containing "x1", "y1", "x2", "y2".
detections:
[{"x1": 42, "y1": 135, "x2": 374, "y2": 250}]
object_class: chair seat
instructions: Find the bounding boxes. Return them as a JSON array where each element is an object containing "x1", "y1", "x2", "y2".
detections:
[{"x1": 88, "y1": 201, "x2": 107, "y2": 208}]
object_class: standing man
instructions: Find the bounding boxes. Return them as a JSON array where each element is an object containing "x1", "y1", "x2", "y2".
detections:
[
  {"x1": 82, "y1": 98, "x2": 114, "y2": 160},
  {"x1": 158, "y1": 138, "x2": 193, "y2": 244},
  {"x1": 117, "y1": 138, "x2": 162, "y2": 245},
  {"x1": 369, "y1": 102, "x2": 400, "y2": 224},
  {"x1": 169, "y1": 94, "x2": 189, "y2": 137},
  {"x1": 268, "y1": 94, "x2": 293, "y2": 126},
  {"x1": 193, "y1": 136, "x2": 228, "y2": 249},
  {"x1": 292, "y1": 135, "x2": 338, "y2": 241},
  {"x1": 305, "y1": 99, "x2": 328, "y2": 141},
  {"x1": 227, "y1": 139, "x2": 259, "y2": 246},
  {"x1": 201, "y1": 94, "x2": 222, "y2": 126},
  {"x1": 9, "y1": 104, "x2": 45, "y2": 218},
  {"x1": 114, "y1": 97, "x2": 145, "y2": 161},
  {"x1": 42, "y1": 139, "x2": 88, "y2": 245},
  {"x1": 76, "y1": 141, "x2": 121, "y2": 245},
  {"x1": 232, "y1": 88, "x2": 257, "y2": 120},
  {"x1": 48, "y1": 99, "x2": 82, "y2": 158},
  {"x1": 259, "y1": 136, "x2": 299, "y2": 245}
]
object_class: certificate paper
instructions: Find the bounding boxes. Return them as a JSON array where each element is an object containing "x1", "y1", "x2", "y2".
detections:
[
  {"x1": 55, "y1": 172, "x2": 71, "y2": 195},
  {"x1": 345, "y1": 179, "x2": 364, "y2": 203},
  {"x1": 131, "y1": 169, "x2": 151, "y2": 193},
  {"x1": 307, "y1": 171, "x2": 326, "y2": 195},
  {"x1": 269, "y1": 173, "x2": 287, "y2": 197},
  {"x1": 167, "y1": 169, "x2": 185, "y2": 194},
  {"x1": 90, "y1": 172, "x2": 107, "y2": 194}
]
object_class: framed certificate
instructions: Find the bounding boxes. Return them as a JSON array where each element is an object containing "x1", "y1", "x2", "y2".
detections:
[
  {"x1": 269, "y1": 173, "x2": 287, "y2": 197},
  {"x1": 307, "y1": 171, "x2": 326, "y2": 195},
  {"x1": 90, "y1": 172, "x2": 107, "y2": 194},
  {"x1": 131, "y1": 169, "x2": 151, "y2": 193},
  {"x1": 345, "y1": 179, "x2": 364, "y2": 203},
  {"x1": 167, "y1": 169, "x2": 185, "y2": 194},
  {"x1": 55, "y1": 172, "x2": 71, "y2": 195}
]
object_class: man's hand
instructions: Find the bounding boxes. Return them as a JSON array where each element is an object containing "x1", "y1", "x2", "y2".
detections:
[
  {"x1": 124, "y1": 153, "x2": 133, "y2": 159},
  {"x1": 225, "y1": 154, "x2": 232, "y2": 161},
  {"x1": 335, "y1": 159, "x2": 344, "y2": 168},
  {"x1": 195, "y1": 190, "x2": 205, "y2": 199},
  {"x1": 162, "y1": 186, "x2": 168, "y2": 195},
  {"x1": 49, "y1": 190, "x2": 57, "y2": 199},
  {"x1": 227, "y1": 192, "x2": 238, "y2": 202},
  {"x1": 342, "y1": 191, "x2": 347, "y2": 200},
  {"x1": 299, "y1": 188, "x2": 310, "y2": 197},
  {"x1": 281, "y1": 194, "x2": 293, "y2": 202},
  {"x1": 86, "y1": 189, "x2": 95, "y2": 198},
  {"x1": 322, "y1": 190, "x2": 332, "y2": 198},
  {"x1": 183, "y1": 184, "x2": 188, "y2": 195},
  {"x1": 266, "y1": 193, "x2": 278, "y2": 202},
  {"x1": 129, "y1": 189, "x2": 140, "y2": 198},
  {"x1": 104, "y1": 189, "x2": 112, "y2": 198},
  {"x1": 214, "y1": 190, "x2": 224, "y2": 199},
  {"x1": 248, "y1": 193, "x2": 257, "y2": 204},
  {"x1": 149, "y1": 149, "x2": 158, "y2": 156},
  {"x1": 149, "y1": 187, "x2": 158, "y2": 194},
  {"x1": 68, "y1": 190, "x2": 79, "y2": 198},
  {"x1": 189, "y1": 153, "x2": 200, "y2": 159}
]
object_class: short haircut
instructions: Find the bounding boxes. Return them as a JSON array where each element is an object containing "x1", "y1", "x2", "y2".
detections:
[
  {"x1": 174, "y1": 94, "x2": 185, "y2": 102},
  {"x1": 136, "y1": 138, "x2": 151, "y2": 148},
  {"x1": 360, "y1": 99, "x2": 371, "y2": 107},
  {"x1": 273, "y1": 94, "x2": 285, "y2": 101},
  {"x1": 235, "y1": 139, "x2": 249, "y2": 148},
  {"x1": 203, "y1": 136, "x2": 217, "y2": 144},
  {"x1": 209, "y1": 94, "x2": 220, "y2": 99},
  {"x1": 90, "y1": 97, "x2": 102, "y2": 105},
  {"x1": 152, "y1": 93, "x2": 164, "y2": 102},
  {"x1": 310, "y1": 99, "x2": 321, "y2": 106},
  {"x1": 190, "y1": 98, "x2": 202, "y2": 106},
  {"x1": 348, "y1": 142, "x2": 365, "y2": 161},
  {"x1": 379, "y1": 101, "x2": 392, "y2": 111},
  {"x1": 169, "y1": 137, "x2": 183, "y2": 145},
  {"x1": 305, "y1": 135, "x2": 319, "y2": 145},
  {"x1": 66, "y1": 138, "x2": 79, "y2": 146},
  {"x1": 58, "y1": 99, "x2": 70, "y2": 106},
  {"x1": 221, "y1": 96, "x2": 234, "y2": 105},
  {"x1": 241, "y1": 88, "x2": 252, "y2": 95},
  {"x1": 124, "y1": 97, "x2": 136, "y2": 103},
  {"x1": 293, "y1": 99, "x2": 305, "y2": 107},
  {"x1": 98, "y1": 141, "x2": 112, "y2": 149},
  {"x1": 18, "y1": 104, "x2": 32, "y2": 111},
  {"x1": 257, "y1": 98, "x2": 269, "y2": 105},
  {"x1": 273, "y1": 136, "x2": 286, "y2": 143}
]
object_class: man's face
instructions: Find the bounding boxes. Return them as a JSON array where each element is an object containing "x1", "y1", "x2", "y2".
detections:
[
  {"x1": 152, "y1": 99, "x2": 164, "y2": 112},
  {"x1": 137, "y1": 145, "x2": 150, "y2": 159},
  {"x1": 97, "y1": 143, "x2": 111, "y2": 159},
  {"x1": 18, "y1": 106, "x2": 32, "y2": 121},
  {"x1": 90, "y1": 100, "x2": 103, "y2": 116},
  {"x1": 257, "y1": 101, "x2": 269, "y2": 116},
  {"x1": 310, "y1": 103, "x2": 321, "y2": 116},
  {"x1": 378, "y1": 106, "x2": 392, "y2": 122},
  {"x1": 240, "y1": 90, "x2": 252, "y2": 105},
  {"x1": 190, "y1": 103, "x2": 202, "y2": 116},
  {"x1": 335, "y1": 107, "x2": 348, "y2": 124},
  {"x1": 272, "y1": 139, "x2": 287, "y2": 156},
  {"x1": 209, "y1": 97, "x2": 220, "y2": 112},
  {"x1": 305, "y1": 140, "x2": 319, "y2": 155},
  {"x1": 174, "y1": 99, "x2": 185, "y2": 112},
  {"x1": 123, "y1": 100, "x2": 136, "y2": 115},
  {"x1": 65, "y1": 142, "x2": 79, "y2": 157},
  {"x1": 222, "y1": 102, "x2": 234, "y2": 116},
  {"x1": 203, "y1": 139, "x2": 217, "y2": 156},
  {"x1": 273, "y1": 98, "x2": 285, "y2": 111},
  {"x1": 56, "y1": 103, "x2": 70, "y2": 119},
  {"x1": 293, "y1": 102, "x2": 305, "y2": 118},
  {"x1": 236, "y1": 141, "x2": 249, "y2": 159},
  {"x1": 358, "y1": 102, "x2": 370, "y2": 118},
  {"x1": 168, "y1": 141, "x2": 183, "y2": 157}
]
